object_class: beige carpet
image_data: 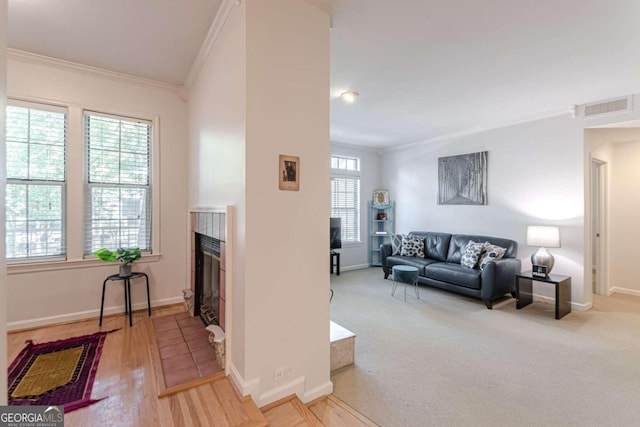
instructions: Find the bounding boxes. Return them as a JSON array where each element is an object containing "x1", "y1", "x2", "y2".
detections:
[{"x1": 330, "y1": 268, "x2": 640, "y2": 427}]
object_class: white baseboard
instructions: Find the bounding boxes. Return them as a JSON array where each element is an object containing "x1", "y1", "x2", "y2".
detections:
[
  {"x1": 229, "y1": 363, "x2": 261, "y2": 398},
  {"x1": 7, "y1": 296, "x2": 184, "y2": 331},
  {"x1": 257, "y1": 376, "x2": 305, "y2": 408},
  {"x1": 339, "y1": 264, "x2": 370, "y2": 272},
  {"x1": 609, "y1": 287, "x2": 640, "y2": 297},
  {"x1": 533, "y1": 294, "x2": 591, "y2": 311},
  {"x1": 302, "y1": 380, "x2": 333, "y2": 403}
]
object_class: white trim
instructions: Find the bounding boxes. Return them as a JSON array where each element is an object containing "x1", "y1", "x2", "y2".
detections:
[
  {"x1": 609, "y1": 287, "x2": 640, "y2": 297},
  {"x1": 184, "y1": 0, "x2": 239, "y2": 90},
  {"x1": 533, "y1": 294, "x2": 592, "y2": 311},
  {"x1": 189, "y1": 206, "x2": 228, "y2": 213},
  {"x1": 7, "y1": 254, "x2": 161, "y2": 275},
  {"x1": 6, "y1": 295, "x2": 182, "y2": 331},
  {"x1": 382, "y1": 107, "x2": 574, "y2": 152},
  {"x1": 229, "y1": 363, "x2": 261, "y2": 398},
  {"x1": 8, "y1": 49, "x2": 180, "y2": 94},
  {"x1": 257, "y1": 376, "x2": 305, "y2": 408},
  {"x1": 339, "y1": 264, "x2": 370, "y2": 272},
  {"x1": 301, "y1": 381, "x2": 333, "y2": 404}
]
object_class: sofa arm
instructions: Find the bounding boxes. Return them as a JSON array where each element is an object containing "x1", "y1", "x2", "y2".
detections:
[
  {"x1": 480, "y1": 258, "x2": 522, "y2": 303},
  {"x1": 380, "y1": 243, "x2": 392, "y2": 277}
]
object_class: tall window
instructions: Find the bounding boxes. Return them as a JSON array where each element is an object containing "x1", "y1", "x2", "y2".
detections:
[
  {"x1": 84, "y1": 112, "x2": 152, "y2": 254},
  {"x1": 5, "y1": 102, "x2": 67, "y2": 260},
  {"x1": 331, "y1": 155, "x2": 361, "y2": 243}
]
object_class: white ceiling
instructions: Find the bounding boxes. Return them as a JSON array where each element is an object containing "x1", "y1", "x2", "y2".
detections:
[
  {"x1": 7, "y1": 0, "x2": 221, "y2": 85},
  {"x1": 8, "y1": 0, "x2": 640, "y2": 148}
]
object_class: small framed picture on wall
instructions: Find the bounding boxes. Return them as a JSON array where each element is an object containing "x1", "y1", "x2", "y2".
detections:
[{"x1": 279, "y1": 154, "x2": 300, "y2": 191}]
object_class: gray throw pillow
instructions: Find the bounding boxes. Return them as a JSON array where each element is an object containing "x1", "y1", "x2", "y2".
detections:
[
  {"x1": 479, "y1": 242, "x2": 506, "y2": 270},
  {"x1": 390, "y1": 233, "x2": 403, "y2": 255},
  {"x1": 400, "y1": 236, "x2": 425, "y2": 258},
  {"x1": 460, "y1": 240, "x2": 485, "y2": 269}
]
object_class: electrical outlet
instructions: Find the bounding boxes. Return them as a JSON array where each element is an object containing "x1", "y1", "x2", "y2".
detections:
[{"x1": 274, "y1": 366, "x2": 291, "y2": 382}]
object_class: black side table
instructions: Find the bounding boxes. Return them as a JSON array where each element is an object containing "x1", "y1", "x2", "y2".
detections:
[
  {"x1": 516, "y1": 271, "x2": 571, "y2": 319},
  {"x1": 100, "y1": 272, "x2": 151, "y2": 327},
  {"x1": 330, "y1": 251, "x2": 340, "y2": 275}
]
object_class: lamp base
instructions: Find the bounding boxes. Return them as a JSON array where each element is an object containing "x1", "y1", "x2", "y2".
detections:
[{"x1": 531, "y1": 248, "x2": 554, "y2": 274}]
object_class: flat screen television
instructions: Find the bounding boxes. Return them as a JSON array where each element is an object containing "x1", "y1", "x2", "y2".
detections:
[{"x1": 330, "y1": 217, "x2": 342, "y2": 250}]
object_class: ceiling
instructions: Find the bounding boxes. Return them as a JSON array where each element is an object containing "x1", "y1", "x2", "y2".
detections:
[{"x1": 8, "y1": 0, "x2": 640, "y2": 149}]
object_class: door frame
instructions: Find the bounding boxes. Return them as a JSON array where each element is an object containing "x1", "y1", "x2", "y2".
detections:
[{"x1": 590, "y1": 158, "x2": 608, "y2": 296}]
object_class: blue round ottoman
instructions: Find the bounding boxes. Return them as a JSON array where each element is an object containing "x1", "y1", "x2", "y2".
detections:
[{"x1": 391, "y1": 265, "x2": 420, "y2": 301}]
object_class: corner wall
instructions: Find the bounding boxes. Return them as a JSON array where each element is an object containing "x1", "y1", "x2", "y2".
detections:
[
  {"x1": 1, "y1": 0, "x2": 9, "y2": 405},
  {"x1": 6, "y1": 56, "x2": 189, "y2": 328},
  {"x1": 330, "y1": 142, "x2": 382, "y2": 269}
]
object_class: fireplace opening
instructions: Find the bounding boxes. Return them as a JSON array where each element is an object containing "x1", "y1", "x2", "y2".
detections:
[{"x1": 195, "y1": 233, "x2": 221, "y2": 326}]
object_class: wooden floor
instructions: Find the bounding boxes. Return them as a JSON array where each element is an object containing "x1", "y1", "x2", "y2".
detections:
[{"x1": 7, "y1": 304, "x2": 375, "y2": 426}]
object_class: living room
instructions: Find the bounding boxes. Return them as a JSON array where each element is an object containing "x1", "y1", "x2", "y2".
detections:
[{"x1": 3, "y1": 0, "x2": 640, "y2": 425}]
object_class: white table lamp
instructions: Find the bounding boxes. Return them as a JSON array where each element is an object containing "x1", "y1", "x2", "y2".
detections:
[{"x1": 526, "y1": 226, "x2": 560, "y2": 274}]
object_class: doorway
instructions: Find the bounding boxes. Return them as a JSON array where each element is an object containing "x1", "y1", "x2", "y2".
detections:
[{"x1": 591, "y1": 158, "x2": 607, "y2": 295}]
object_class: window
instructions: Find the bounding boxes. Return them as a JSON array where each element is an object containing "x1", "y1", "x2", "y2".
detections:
[
  {"x1": 5, "y1": 102, "x2": 67, "y2": 260},
  {"x1": 84, "y1": 112, "x2": 152, "y2": 254},
  {"x1": 331, "y1": 155, "x2": 360, "y2": 243}
]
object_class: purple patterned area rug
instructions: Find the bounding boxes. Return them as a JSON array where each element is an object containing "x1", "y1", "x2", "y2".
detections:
[{"x1": 8, "y1": 329, "x2": 118, "y2": 413}]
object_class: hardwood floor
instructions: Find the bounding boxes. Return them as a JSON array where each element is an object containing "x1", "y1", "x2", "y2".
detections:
[{"x1": 7, "y1": 305, "x2": 374, "y2": 426}]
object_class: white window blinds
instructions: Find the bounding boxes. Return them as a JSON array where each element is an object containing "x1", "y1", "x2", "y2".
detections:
[
  {"x1": 330, "y1": 176, "x2": 360, "y2": 243},
  {"x1": 5, "y1": 101, "x2": 67, "y2": 260},
  {"x1": 84, "y1": 112, "x2": 152, "y2": 254}
]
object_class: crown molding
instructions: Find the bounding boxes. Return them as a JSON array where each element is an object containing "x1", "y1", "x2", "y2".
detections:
[
  {"x1": 8, "y1": 48, "x2": 181, "y2": 94},
  {"x1": 383, "y1": 106, "x2": 574, "y2": 152},
  {"x1": 184, "y1": 0, "x2": 239, "y2": 90}
]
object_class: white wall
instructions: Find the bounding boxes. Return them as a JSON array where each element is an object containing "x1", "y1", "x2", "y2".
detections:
[
  {"x1": 1, "y1": 0, "x2": 9, "y2": 405},
  {"x1": 330, "y1": 142, "x2": 382, "y2": 269},
  {"x1": 610, "y1": 140, "x2": 640, "y2": 294},
  {"x1": 188, "y1": 0, "x2": 331, "y2": 406},
  {"x1": 382, "y1": 104, "x2": 640, "y2": 309},
  {"x1": 6, "y1": 56, "x2": 189, "y2": 328}
]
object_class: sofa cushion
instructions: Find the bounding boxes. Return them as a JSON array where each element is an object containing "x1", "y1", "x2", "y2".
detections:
[
  {"x1": 479, "y1": 242, "x2": 506, "y2": 270},
  {"x1": 386, "y1": 256, "x2": 438, "y2": 275},
  {"x1": 460, "y1": 241, "x2": 485, "y2": 269},
  {"x1": 425, "y1": 262, "x2": 482, "y2": 290},
  {"x1": 408, "y1": 232, "x2": 451, "y2": 261},
  {"x1": 390, "y1": 233, "x2": 403, "y2": 255},
  {"x1": 400, "y1": 235, "x2": 425, "y2": 257}
]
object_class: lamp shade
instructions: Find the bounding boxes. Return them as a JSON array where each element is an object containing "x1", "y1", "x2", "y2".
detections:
[{"x1": 526, "y1": 226, "x2": 560, "y2": 248}]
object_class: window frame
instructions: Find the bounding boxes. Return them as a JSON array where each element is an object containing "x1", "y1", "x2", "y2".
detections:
[
  {"x1": 330, "y1": 155, "x2": 362, "y2": 246},
  {"x1": 5, "y1": 95, "x2": 162, "y2": 274},
  {"x1": 5, "y1": 99, "x2": 68, "y2": 263},
  {"x1": 83, "y1": 110, "x2": 153, "y2": 256}
]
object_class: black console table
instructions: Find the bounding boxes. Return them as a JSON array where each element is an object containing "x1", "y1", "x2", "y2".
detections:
[
  {"x1": 330, "y1": 251, "x2": 340, "y2": 275},
  {"x1": 516, "y1": 271, "x2": 571, "y2": 319}
]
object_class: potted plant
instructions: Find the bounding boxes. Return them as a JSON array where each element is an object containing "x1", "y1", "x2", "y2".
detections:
[{"x1": 94, "y1": 247, "x2": 142, "y2": 277}]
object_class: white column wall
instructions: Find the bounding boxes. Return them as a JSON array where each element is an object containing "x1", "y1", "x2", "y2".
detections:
[
  {"x1": 188, "y1": 0, "x2": 331, "y2": 406},
  {"x1": 244, "y1": 0, "x2": 331, "y2": 405}
]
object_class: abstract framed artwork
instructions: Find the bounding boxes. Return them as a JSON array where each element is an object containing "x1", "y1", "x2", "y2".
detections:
[
  {"x1": 279, "y1": 154, "x2": 300, "y2": 191},
  {"x1": 438, "y1": 151, "x2": 487, "y2": 205}
]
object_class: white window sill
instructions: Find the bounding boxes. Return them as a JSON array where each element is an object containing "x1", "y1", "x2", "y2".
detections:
[
  {"x1": 340, "y1": 242, "x2": 363, "y2": 248},
  {"x1": 7, "y1": 254, "x2": 162, "y2": 275}
]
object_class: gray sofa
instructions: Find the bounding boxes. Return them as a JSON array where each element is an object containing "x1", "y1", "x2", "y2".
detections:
[{"x1": 381, "y1": 232, "x2": 521, "y2": 309}]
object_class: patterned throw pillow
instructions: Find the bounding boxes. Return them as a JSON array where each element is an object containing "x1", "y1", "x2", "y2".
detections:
[
  {"x1": 390, "y1": 233, "x2": 403, "y2": 255},
  {"x1": 479, "y1": 242, "x2": 506, "y2": 270},
  {"x1": 460, "y1": 241, "x2": 485, "y2": 269},
  {"x1": 400, "y1": 236, "x2": 425, "y2": 258}
]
